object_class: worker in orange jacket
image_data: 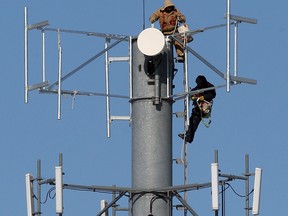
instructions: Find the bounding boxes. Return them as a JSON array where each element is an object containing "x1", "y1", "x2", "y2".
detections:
[{"x1": 149, "y1": 0, "x2": 187, "y2": 62}]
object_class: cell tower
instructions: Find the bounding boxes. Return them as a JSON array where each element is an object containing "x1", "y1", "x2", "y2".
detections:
[{"x1": 24, "y1": 1, "x2": 262, "y2": 216}]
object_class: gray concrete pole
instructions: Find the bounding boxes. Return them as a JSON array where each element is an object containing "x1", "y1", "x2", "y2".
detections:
[{"x1": 131, "y1": 38, "x2": 174, "y2": 216}]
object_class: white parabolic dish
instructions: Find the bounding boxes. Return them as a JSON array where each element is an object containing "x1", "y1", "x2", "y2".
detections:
[{"x1": 137, "y1": 28, "x2": 165, "y2": 56}]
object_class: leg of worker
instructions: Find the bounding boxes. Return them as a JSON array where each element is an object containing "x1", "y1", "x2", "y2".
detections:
[
  {"x1": 185, "y1": 111, "x2": 201, "y2": 143},
  {"x1": 174, "y1": 40, "x2": 184, "y2": 62}
]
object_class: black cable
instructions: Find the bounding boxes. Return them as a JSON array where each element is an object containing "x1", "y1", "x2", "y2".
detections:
[
  {"x1": 219, "y1": 184, "x2": 230, "y2": 195},
  {"x1": 225, "y1": 183, "x2": 254, "y2": 198}
]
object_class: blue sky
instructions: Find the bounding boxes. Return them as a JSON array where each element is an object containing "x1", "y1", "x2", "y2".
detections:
[{"x1": 1, "y1": 0, "x2": 287, "y2": 215}]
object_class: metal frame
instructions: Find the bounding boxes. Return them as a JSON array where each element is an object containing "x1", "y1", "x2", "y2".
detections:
[
  {"x1": 169, "y1": 1, "x2": 257, "y2": 213},
  {"x1": 28, "y1": 151, "x2": 257, "y2": 216},
  {"x1": 24, "y1": 7, "x2": 132, "y2": 137},
  {"x1": 24, "y1": 3, "x2": 257, "y2": 134},
  {"x1": 24, "y1": 0, "x2": 259, "y2": 215}
]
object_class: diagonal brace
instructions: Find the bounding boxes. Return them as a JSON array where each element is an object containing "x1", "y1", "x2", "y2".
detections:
[
  {"x1": 96, "y1": 191, "x2": 127, "y2": 216},
  {"x1": 185, "y1": 46, "x2": 225, "y2": 79},
  {"x1": 172, "y1": 191, "x2": 199, "y2": 216},
  {"x1": 48, "y1": 37, "x2": 128, "y2": 90},
  {"x1": 171, "y1": 35, "x2": 225, "y2": 79}
]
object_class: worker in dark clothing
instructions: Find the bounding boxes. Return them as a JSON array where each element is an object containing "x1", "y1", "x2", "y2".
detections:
[
  {"x1": 149, "y1": 0, "x2": 187, "y2": 62},
  {"x1": 178, "y1": 75, "x2": 216, "y2": 143}
]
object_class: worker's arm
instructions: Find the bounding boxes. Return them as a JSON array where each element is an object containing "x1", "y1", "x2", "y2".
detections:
[
  {"x1": 149, "y1": 10, "x2": 161, "y2": 23},
  {"x1": 176, "y1": 9, "x2": 186, "y2": 23},
  {"x1": 203, "y1": 89, "x2": 216, "y2": 101}
]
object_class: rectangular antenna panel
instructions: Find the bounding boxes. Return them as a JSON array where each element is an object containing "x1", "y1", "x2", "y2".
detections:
[
  {"x1": 252, "y1": 167, "x2": 262, "y2": 215},
  {"x1": 25, "y1": 173, "x2": 34, "y2": 216},
  {"x1": 211, "y1": 163, "x2": 219, "y2": 210},
  {"x1": 55, "y1": 166, "x2": 63, "y2": 214}
]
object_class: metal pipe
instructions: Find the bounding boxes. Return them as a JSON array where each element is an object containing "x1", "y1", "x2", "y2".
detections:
[
  {"x1": 57, "y1": 29, "x2": 62, "y2": 120},
  {"x1": 183, "y1": 46, "x2": 190, "y2": 216},
  {"x1": 219, "y1": 173, "x2": 247, "y2": 181},
  {"x1": 173, "y1": 192, "x2": 199, "y2": 216},
  {"x1": 42, "y1": 29, "x2": 46, "y2": 83},
  {"x1": 222, "y1": 184, "x2": 225, "y2": 216},
  {"x1": 105, "y1": 38, "x2": 111, "y2": 137},
  {"x1": 154, "y1": 72, "x2": 160, "y2": 105},
  {"x1": 166, "y1": 41, "x2": 173, "y2": 97},
  {"x1": 112, "y1": 185, "x2": 116, "y2": 216},
  {"x1": 214, "y1": 150, "x2": 219, "y2": 163},
  {"x1": 129, "y1": 36, "x2": 133, "y2": 122},
  {"x1": 185, "y1": 46, "x2": 225, "y2": 79},
  {"x1": 37, "y1": 160, "x2": 41, "y2": 216},
  {"x1": 214, "y1": 150, "x2": 219, "y2": 216},
  {"x1": 96, "y1": 192, "x2": 126, "y2": 216},
  {"x1": 245, "y1": 154, "x2": 250, "y2": 216},
  {"x1": 142, "y1": 0, "x2": 145, "y2": 30},
  {"x1": 226, "y1": 0, "x2": 231, "y2": 92},
  {"x1": 24, "y1": 7, "x2": 29, "y2": 103},
  {"x1": 59, "y1": 153, "x2": 63, "y2": 166},
  {"x1": 184, "y1": 42, "x2": 190, "y2": 129},
  {"x1": 234, "y1": 22, "x2": 238, "y2": 79}
]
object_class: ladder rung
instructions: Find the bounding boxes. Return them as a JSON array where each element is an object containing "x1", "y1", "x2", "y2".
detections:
[
  {"x1": 175, "y1": 205, "x2": 186, "y2": 210},
  {"x1": 111, "y1": 116, "x2": 130, "y2": 121},
  {"x1": 175, "y1": 159, "x2": 184, "y2": 164},
  {"x1": 175, "y1": 112, "x2": 185, "y2": 118},
  {"x1": 109, "y1": 57, "x2": 129, "y2": 63}
]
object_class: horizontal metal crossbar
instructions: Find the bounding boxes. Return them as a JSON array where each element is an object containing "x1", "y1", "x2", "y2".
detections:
[
  {"x1": 40, "y1": 88, "x2": 130, "y2": 99},
  {"x1": 42, "y1": 27, "x2": 130, "y2": 41}
]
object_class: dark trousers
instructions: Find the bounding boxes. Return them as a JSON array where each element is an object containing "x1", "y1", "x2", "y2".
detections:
[{"x1": 186, "y1": 109, "x2": 202, "y2": 143}]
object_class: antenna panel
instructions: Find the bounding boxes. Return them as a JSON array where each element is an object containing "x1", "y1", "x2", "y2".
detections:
[{"x1": 25, "y1": 173, "x2": 34, "y2": 216}]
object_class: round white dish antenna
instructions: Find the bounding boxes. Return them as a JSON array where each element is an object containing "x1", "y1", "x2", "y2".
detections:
[{"x1": 137, "y1": 28, "x2": 165, "y2": 56}]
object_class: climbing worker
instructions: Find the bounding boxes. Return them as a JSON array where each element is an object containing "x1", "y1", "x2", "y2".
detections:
[
  {"x1": 178, "y1": 75, "x2": 216, "y2": 143},
  {"x1": 149, "y1": 0, "x2": 188, "y2": 63}
]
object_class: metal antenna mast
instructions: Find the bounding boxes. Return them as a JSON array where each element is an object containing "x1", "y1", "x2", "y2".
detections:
[
  {"x1": 131, "y1": 33, "x2": 174, "y2": 216},
  {"x1": 24, "y1": 0, "x2": 261, "y2": 215}
]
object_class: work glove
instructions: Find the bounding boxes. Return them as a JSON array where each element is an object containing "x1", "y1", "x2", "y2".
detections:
[
  {"x1": 191, "y1": 96, "x2": 197, "y2": 101},
  {"x1": 198, "y1": 96, "x2": 204, "y2": 101}
]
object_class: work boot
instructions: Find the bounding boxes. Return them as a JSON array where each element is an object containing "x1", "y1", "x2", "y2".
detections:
[
  {"x1": 178, "y1": 133, "x2": 184, "y2": 139},
  {"x1": 178, "y1": 133, "x2": 192, "y2": 143},
  {"x1": 176, "y1": 55, "x2": 185, "y2": 63}
]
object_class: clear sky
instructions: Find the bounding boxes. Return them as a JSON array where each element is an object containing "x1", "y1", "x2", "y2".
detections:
[{"x1": 1, "y1": 0, "x2": 287, "y2": 215}]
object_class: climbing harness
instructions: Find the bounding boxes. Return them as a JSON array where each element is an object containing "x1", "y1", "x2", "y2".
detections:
[{"x1": 196, "y1": 98, "x2": 213, "y2": 128}]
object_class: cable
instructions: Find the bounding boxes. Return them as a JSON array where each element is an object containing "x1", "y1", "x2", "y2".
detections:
[
  {"x1": 33, "y1": 187, "x2": 56, "y2": 204},
  {"x1": 219, "y1": 184, "x2": 230, "y2": 195},
  {"x1": 225, "y1": 183, "x2": 254, "y2": 198}
]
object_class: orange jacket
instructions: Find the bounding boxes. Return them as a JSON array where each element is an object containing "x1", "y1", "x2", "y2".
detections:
[{"x1": 150, "y1": 7, "x2": 186, "y2": 35}]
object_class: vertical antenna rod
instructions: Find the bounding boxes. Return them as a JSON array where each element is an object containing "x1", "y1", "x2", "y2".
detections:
[
  {"x1": 57, "y1": 29, "x2": 62, "y2": 120},
  {"x1": 24, "y1": 7, "x2": 29, "y2": 103},
  {"x1": 142, "y1": 0, "x2": 146, "y2": 30},
  {"x1": 234, "y1": 22, "x2": 238, "y2": 79},
  {"x1": 226, "y1": 0, "x2": 231, "y2": 92},
  {"x1": 37, "y1": 160, "x2": 41, "y2": 216},
  {"x1": 245, "y1": 154, "x2": 250, "y2": 216},
  {"x1": 105, "y1": 38, "x2": 111, "y2": 137},
  {"x1": 42, "y1": 29, "x2": 46, "y2": 82},
  {"x1": 183, "y1": 44, "x2": 189, "y2": 216}
]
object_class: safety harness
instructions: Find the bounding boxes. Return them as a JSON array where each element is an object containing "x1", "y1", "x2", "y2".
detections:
[{"x1": 195, "y1": 98, "x2": 213, "y2": 128}]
